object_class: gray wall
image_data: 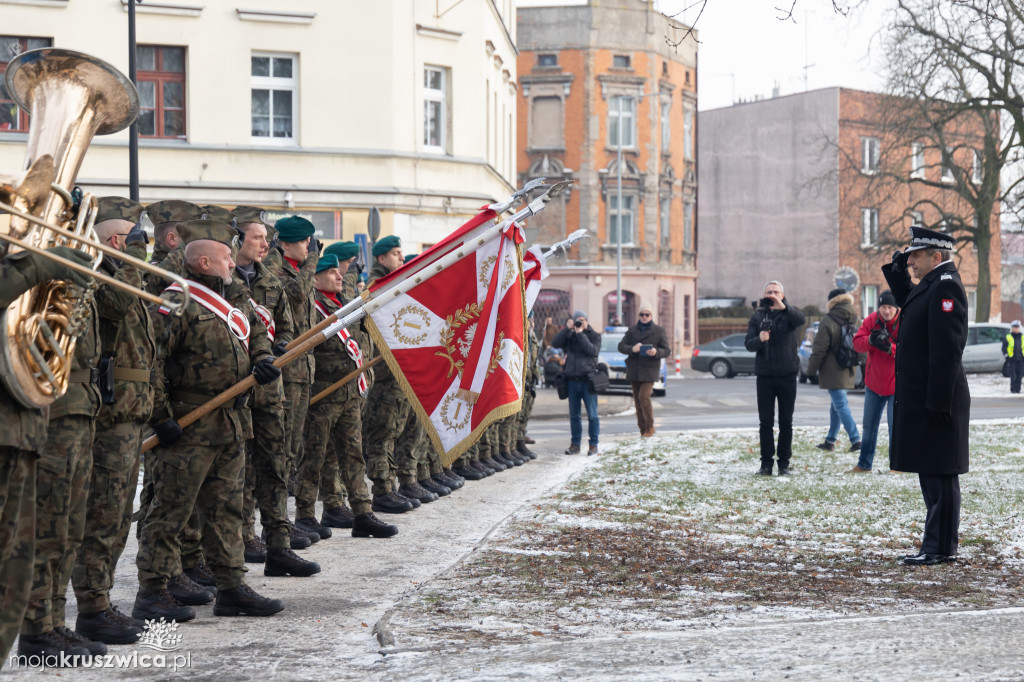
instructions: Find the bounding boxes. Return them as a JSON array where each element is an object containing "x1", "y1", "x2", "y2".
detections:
[{"x1": 697, "y1": 89, "x2": 839, "y2": 309}]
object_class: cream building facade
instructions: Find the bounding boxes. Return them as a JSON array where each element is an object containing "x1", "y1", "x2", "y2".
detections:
[{"x1": 1, "y1": 0, "x2": 518, "y2": 252}]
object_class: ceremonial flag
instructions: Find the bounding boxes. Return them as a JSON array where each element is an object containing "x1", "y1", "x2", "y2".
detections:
[
  {"x1": 522, "y1": 244, "x2": 549, "y2": 314},
  {"x1": 363, "y1": 217, "x2": 527, "y2": 465}
]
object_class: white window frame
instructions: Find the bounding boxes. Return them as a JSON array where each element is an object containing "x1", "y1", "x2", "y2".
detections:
[
  {"x1": 608, "y1": 96, "x2": 636, "y2": 149},
  {"x1": 941, "y1": 146, "x2": 955, "y2": 182},
  {"x1": 659, "y1": 196, "x2": 671, "y2": 247},
  {"x1": 972, "y1": 148, "x2": 982, "y2": 184},
  {"x1": 861, "y1": 208, "x2": 879, "y2": 246},
  {"x1": 683, "y1": 108, "x2": 694, "y2": 160},
  {"x1": 607, "y1": 194, "x2": 635, "y2": 246},
  {"x1": 250, "y1": 52, "x2": 297, "y2": 145},
  {"x1": 909, "y1": 210, "x2": 923, "y2": 226},
  {"x1": 423, "y1": 65, "x2": 448, "y2": 154},
  {"x1": 862, "y1": 284, "x2": 878, "y2": 317},
  {"x1": 660, "y1": 100, "x2": 671, "y2": 153},
  {"x1": 861, "y1": 136, "x2": 880, "y2": 174},
  {"x1": 910, "y1": 143, "x2": 925, "y2": 179},
  {"x1": 683, "y1": 200, "x2": 694, "y2": 251}
]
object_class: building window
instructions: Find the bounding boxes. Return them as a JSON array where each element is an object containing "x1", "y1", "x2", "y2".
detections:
[
  {"x1": 941, "y1": 146, "x2": 955, "y2": 182},
  {"x1": 683, "y1": 294, "x2": 692, "y2": 345},
  {"x1": 967, "y1": 288, "x2": 977, "y2": 316},
  {"x1": 608, "y1": 95, "x2": 635, "y2": 148},
  {"x1": 423, "y1": 65, "x2": 448, "y2": 152},
  {"x1": 683, "y1": 108, "x2": 694, "y2": 160},
  {"x1": 683, "y1": 200, "x2": 694, "y2": 251},
  {"x1": 137, "y1": 45, "x2": 186, "y2": 139},
  {"x1": 607, "y1": 194, "x2": 635, "y2": 245},
  {"x1": 251, "y1": 53, "x2": 297, "y2": 141},
  {"x1": 0, "y1": 36, "x2": 52, "y2": 132},
  {"x1": 972, "y1": 148, "x2": 982, "y2": 183},
  {"x1": 659, "y1": 197, "x2": 671, "y2": 247},
  {"x1": 861, "y1": 208, "x2": 879, "y2": 246},
  {"x1": 612, "y1": 55, "x2": 630, "y2": 69},
  {"x1": 862, "y1": 284, "x2": 878, "y2": 318},
  {"x1": 861, "y1": 136, "x2": 880, "y2": 174},
  {"x1": 911, "y1": 143, "x2": 925, "y2": 179},
  {"x1": 909, "y1": 210, "x2": 924, "y2": 226},
  {"x1": 530, "y1": 96, "x2": 563, "y2": 148},
  {"x1": 537, "y1": 53, "x2": 557, "y2": 67},
  {"x1": 660, "y1": 100, "x2": 671, "y2": 153}
]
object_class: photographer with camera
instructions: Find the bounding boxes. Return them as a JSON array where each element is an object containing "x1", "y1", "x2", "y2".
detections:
[
  {"x1": 849, "y1": 290, "x2": 899, "y2": 473},
  {"x1": 618, "y1": 304, "x2": 670, "y2": 438},
  {"x1": 745, "y1": 281, "x2": 806, "y2": 476},
  {"x1": 551, "y1": 310, "x2": 602, "y2": 455}
]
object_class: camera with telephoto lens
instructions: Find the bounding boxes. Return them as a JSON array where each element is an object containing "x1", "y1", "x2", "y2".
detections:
[
  {"x1": 755, "y1": 297, "x2": 774, "y2": 333},
  {"x1": 574, "y1": 319, "x2": 583, "y2": 329},
  {"x1": 869, "y1": 321, "x2": 891, "y2": 352}
]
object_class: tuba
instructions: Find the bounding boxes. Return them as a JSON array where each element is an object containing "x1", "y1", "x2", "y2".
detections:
[{"x1": 0, "y1": 48, "x2": 187, "y2": 409}]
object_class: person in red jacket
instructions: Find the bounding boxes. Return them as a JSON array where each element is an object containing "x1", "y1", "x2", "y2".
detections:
[{"x1": 849, "y1": 289, "x2": 899, "y2": 472}]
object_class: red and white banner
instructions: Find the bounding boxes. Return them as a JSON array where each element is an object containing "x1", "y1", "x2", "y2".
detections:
[
  {"x1": 363, "y1": 213, "x2": 527, "y2": 464},
  {"x1": 522, "y1": 244, "x2": 549, "y2": 315}
]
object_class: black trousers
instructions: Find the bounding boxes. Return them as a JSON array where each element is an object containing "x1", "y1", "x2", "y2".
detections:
[
  {"x1": 1008, "y1": 360, "x2": 1024, "y2": 393},
  {"x1": 918, "y1": 473, "x2": 960, "y2": 556},
  {"x1": 756, "y1": 373, "x2": 797, "y2": 466}
]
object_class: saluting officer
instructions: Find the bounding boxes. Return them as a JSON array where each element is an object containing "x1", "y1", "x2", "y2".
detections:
[{"x1": 883, "y1": 225, "x2": 970, "y2": 566}]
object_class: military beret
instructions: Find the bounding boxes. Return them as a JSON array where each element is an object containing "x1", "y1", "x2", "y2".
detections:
[
  {"x1": 145, "y1": 199, "x2": 204, "y2": 225},
  {"x1": 403, "y1": 253, "x2": 419, "y2": 263},
  {"x1": 177, "y1": 219, "x2": 239, "y2": 248},
  {"x1": 231, "y1": 205, "x2": 268, "y2": 227},
  {"x1": 275, "y1": 215, "x2": 316, "y2": 243},
  {"x1": 372, "y1": 235, "x2": 401, "y2": 257},
  {"x1": 315, "y1": 253, "x2": 340, "y2": 273},
  {"x1": 95, "y1": 196, "x2": 143, "y2": 224},
  {"x1": 324, "y1": 241, "x2": 359, "y2": 261},
  {"x1": 202, "y1": 204, "x2": 234, "y2": 224}
]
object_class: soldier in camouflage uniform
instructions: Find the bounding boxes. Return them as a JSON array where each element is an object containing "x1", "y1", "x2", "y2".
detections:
[
  {"x1": 231, "y1": 206, "x2": 319, "y2": 577},
  {"x1": 134, "y1": 219, "x2": 285, "y2": 622},
  {"x1": 69, "y1": 199, "x2": 154, "y2": 645},
  {"x1": 515, "y1": 317, "x2": 540, "y2": 459},
  {"x1": 297, "y1": 249, "x2": 398, "y2": 539},
  {"x1": 143, "y1": 200, "x2": 203, "y2": 294},
  {"x1": 0, "y1": 245, "x2": 92, "y2": 665}
]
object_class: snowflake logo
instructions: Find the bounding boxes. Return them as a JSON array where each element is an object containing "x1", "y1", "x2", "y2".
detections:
[{"x1": 137, "y1": 617, "x2": 184, "y2": 652}]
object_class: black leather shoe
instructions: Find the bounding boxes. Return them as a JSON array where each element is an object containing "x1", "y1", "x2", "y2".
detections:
[
  {"x1": 184, "y1": 560, "x2": 217, "y2": 588},
  {"x1": 399, "y1": 481, "x2": 438, "y2": 503},
  {"x1": 17, "y1": 629, "x2": 91, "y2": 663},
  {"x1": 419, "y1": 477, "x2": 451, "y2": 497},
  {"x1": 372, "y1": 491, "x2": 415, "y2": 514},
  {"x1": 55, "y1": 626, "x2": 107, "y2": 656},
  {"x1": 849, "y1": 441, "x2": 862, "y2": 452},
  {"x1": 132, "y1": 588, "x2": 196, "y2": 622},
  {"x1": 755, "y1": 465, "x2": 773, "y2": 476},
  {"x1": 352, "y1": 511, "x2": 399, "y2": 538},
  {"x1": 168, "y1": 572, "x2": 215, "y2": 605},
  {"x1": 76, "y1": 606, "x2": 144, "y2": 645},
  {"x1": 516, "y1": 439, "x2": 536, "y2": 459},
  {"x1": 322, "y1": 505, "x2": 355, "y2": 528},
  {"x1": 481, "y1": 456, "x2": 507, "y2": 472},
  {"x1": 471, "y1": 461, "x2": 495, "y2": 476},
  {"x1": 777, "y1": 464, "x2": 791, "y2": 476},
  {"x1": 903, "y1": 553, "x2": 955, "y2": 566},
  {"x1": 564, "y1": 444, "x2": 581, "y2": 455},
  {"x1": 244, "y1": 536, "x2": 267, "y2": 563},
  {"x1": 264, "y1": 548, "x2": 321, "y2": 577},
  {"x1": 434, "y1": 470, "x2": 463, "y2": 490},
  {"x1": 213, "y1": 583, "x2": 284, "y2": 617},
  {"x1": 442, "y1": 468, "x2": 465, "y2": 488},
  {"x1": 815, "y1": 441, "x2": 835, "y2": 451},
  {"x1": 295, "y1": 516, "x2": 332, "y2": 539},
  {"x1": 452, "y1": 465, "x2": 484, "y2": 481}
]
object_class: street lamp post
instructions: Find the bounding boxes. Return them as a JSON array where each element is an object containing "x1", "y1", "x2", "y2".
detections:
[{"x1": 127, "y1": 0, "x2": 141, "y2": 201}]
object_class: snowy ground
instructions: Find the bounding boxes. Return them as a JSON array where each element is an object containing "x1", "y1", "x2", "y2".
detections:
[{"x1": 967, "y1": 372, "x2": 1024, "y2": 398}]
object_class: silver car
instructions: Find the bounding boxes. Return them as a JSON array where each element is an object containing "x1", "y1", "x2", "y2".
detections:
[{"x1": 963, "y1": 323, "x2": 1011, "y2": 372}]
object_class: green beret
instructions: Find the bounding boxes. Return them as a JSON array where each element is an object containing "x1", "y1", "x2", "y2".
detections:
[
  {"x1": 145, "y1": 200, "x2": 203, "y2": 225},
  {"x1": 324, "y1": 241, "x2": 359, "y2": 261},
  {"x1": 95, "y1": 196, "x2": 143, "y2": 224},
  {"x1": 372, "y1": 235, "x2": 401, "y2": 257},
  {"x1": 275, "y1": 215, "x2": 316, "y2": 243},
  {"x1": 231, "y1": 205, "x2": 268, "y2": 227},
  {"x1": 177, "y1": 219, "x2": 239, "y2": 248},
  {"x1": 202, "y1": 204, "x2": 234, "y2": 224},
  {"x1": 315, "y1": 253, "x2": 340, "y2": 273},
  {"x1": 403, "y1": 253, "x2": 418, "y2": 263}
]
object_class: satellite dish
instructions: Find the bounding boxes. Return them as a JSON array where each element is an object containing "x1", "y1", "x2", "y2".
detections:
[
  {"x1": 834, "y1": 266, "x2": 860, "y2": 293},
  {"x1": 367, "y1": 207, "x2": 381, "y2": 243}
]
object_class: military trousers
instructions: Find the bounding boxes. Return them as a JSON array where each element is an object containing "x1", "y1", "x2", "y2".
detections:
[
  {"x1": 299, "y1": 396, "x2": 372, "y2": 518},
  {"x1": 21, "y1": 416, "x2": 94, "y2": 635},
  {"x1": 136, "y1": 440, "x2": 246, "y2": 591},
  {"x1": 500, "y1": 414, "x2": 517, "y2": 453},
  {"x1": 517, "y1": 384, "x2": 536, "y2": 440},
  {"x1": 283, "y1": 381, "x2": 310, "y2": 475},
  {"x1": 0, "y1": 447, "x2": 36, "y2": 665},
  {"x1": 362, "y1": 378, "x2": 412, "y2": 495},
  {"x1": 72, "y1": 420, "x2": 143, "y2": 615},
  {"x1": 395, "y1": 414, "x2": 427, "y2": 485},
  {"x1": 243, "y1": 405, "x2": 290, "y2": 550}
]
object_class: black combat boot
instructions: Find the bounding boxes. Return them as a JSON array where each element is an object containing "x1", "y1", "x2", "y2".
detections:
[
  {"x1": 352, "y1": 512, "x2": 399, "y2": 538},
  {"x1": 441, "y1": 468, "x2": 465, "y2": 488},
  {"x1": 17, "y1": 629, "x2": 91, "y2": 663},
  {"x1": 213, "y1": 583, "x2": 284, "y2": 617},
  {"x1": 295, "y1": 516, "x2": 332, "y2": 540},
  {"x1": 77, "y1": 606, "x2": 144, "y2": 645},
  {"x1": 472, "y1": 460, "x2": 495, "y2": 476},
  {"x1": 264, "y1": 523, "x2": 312, "y2": 550},
  {"x1": 132, "y1": 588, "x2": 196, "y2": 622},
  {"x1": 371, "y1": 491, "x2": 414, "y2": 514},
  {"x1": 321, "y1": 504, "x2": 355, "y2": 528},
  {"x1": 433, "y1": 471, "x2": 460, "y2": 490},
  {"x1": 481, "y1": 456, "x2": 506, "y2": 472},
  {"x1": 184, "y1": 560, "x2": 217, "y2": 588},
  {"x1": 264, "y1": 548, "x2": 321, "y2": 577},
  {"x1": 516, "y1": 439, "x2": 536, "y2": 459},
  {"x1": 399, "y1": 480, "x2": 438, "y2": 504},
  {"x1": 419, "y1": 477, "x2": 451, "y2": 497},
  {"x1": 55, "y1": 626, "x2": 107, "y2": 656},
  {"x1": 452, "y1": 464, "x2": 484, "y2": 481},
  {"x1": 396, "y1": 489, "x2": 421, "y2": 508},
  {"x1": 503, "y1": 450, "x2": 526, "y2": 466},
  {"x1": 168, "y1": 572, "x2": 215, "y2": 605},
  {"x1": 244, "y1": 536, "x2": 267, "y2": 563},
  {"x1": 289, "y1": 520, "x2": 320, "y2": 544}
]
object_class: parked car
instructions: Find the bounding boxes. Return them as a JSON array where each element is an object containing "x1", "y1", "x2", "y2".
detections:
[
  {"x1": 964, "y1": 322, "x2": 1011, "y2": 372},
  {"x1": 689, "y1": 333, "x2": 757, "y2": 378},
  {"x1": 598, "y1": 327, "x2": 668, "y2": 396},
  {"x1": 799, "y1": 320, "x2": 864, "y2": 387}
]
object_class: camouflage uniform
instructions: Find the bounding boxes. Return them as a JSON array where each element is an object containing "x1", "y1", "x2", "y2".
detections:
[
  {"x1": 517, "y1": 326, "x2": 540, "y2": 441},
  {"x1": 394, "y1": 410, "x2": 427, "y2": 486},
  {"x1": 272, "y1": 249, "x2": 318, "y2": 475},
  {"x1": 0, "y1": 254, "x2": 52, "y2": 663},
  {"x1": 20, "y1": 300, "x2": 101, "y2": 637},
  {"x1": 297, "y1": 287, "x2": 373, "y2": 519},
  {"x1": 137, "y1": 264, "x2": 273, "y2": 591},
  {"x1": 73, "y1": 241, "x2": 157, "y2": 616}
]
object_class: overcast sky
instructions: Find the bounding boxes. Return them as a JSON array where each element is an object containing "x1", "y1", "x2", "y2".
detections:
[{"x1": 517, "y1": 0, "x2": 894, "y2": 111}]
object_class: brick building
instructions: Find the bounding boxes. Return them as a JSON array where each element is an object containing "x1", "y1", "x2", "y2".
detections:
[
  {"x1": 699, "y1": 87, "x2": 1001, "y2": 320},
  {"x1": 517, "y1": 0, "x2": 698, "y2": 356}
]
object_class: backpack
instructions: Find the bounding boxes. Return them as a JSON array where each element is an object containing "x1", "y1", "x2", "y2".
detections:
[{"x1": 828, "y1": 313, "x2": 859, "y2": 370}]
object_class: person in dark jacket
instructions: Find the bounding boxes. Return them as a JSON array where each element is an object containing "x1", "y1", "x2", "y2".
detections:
[
  {"x1": 808, "y1": 288, "x2": 862, "y2": 453},
  {"x1": 883, "y1": 226, "x2": 970, "y2": 566},
  {"x1": 551, "y1": 310, "x2": 601, "y2": 455},
  {"x1": 849, "y1": 290, "x2": 899, "y2": 472},
  {"x1": 1001, "y1": 320, "x2": 1024, "y2": 393},
  {"x1": 618, "y1": 304, "x2": 671, "y2": 437},
  {"x1": 745, "y1": 280, "x2": 806, "y2": 476}
]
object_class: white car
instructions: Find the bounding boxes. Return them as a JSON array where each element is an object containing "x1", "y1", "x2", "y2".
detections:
[{"x1": 963, "y1": 323, "x2": 1011, "y2": 372}]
